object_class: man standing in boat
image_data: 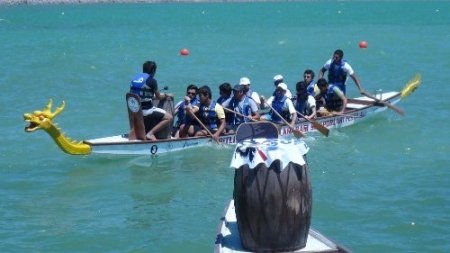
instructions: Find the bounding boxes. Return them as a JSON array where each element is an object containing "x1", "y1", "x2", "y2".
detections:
[
  {"x1": 186, "y1": 85, "x2": 226, "y2": 142},
  {"x1": 221, "y1": 84, "x2": 260, "y2": 134},
  {"x1": 318, "y1": 49, "x2": 366, "y2": 96},
  {"x1": 129, "y1": 61, "x2": 173, "y2": 141}
]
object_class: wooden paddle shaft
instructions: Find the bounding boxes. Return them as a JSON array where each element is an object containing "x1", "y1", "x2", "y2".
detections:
[
  {"x1": 222, "y1": 107, "x2": 255, "y2": 121},
  {"x1": 361, "y1": 92, "x2": 404, "y2": 116},
  {"x1": 188, "y1": 110, "x2": 220, "y2": 143},
  {"x1": 264, "y1": 102, "x2": 304, "y2": 137}
]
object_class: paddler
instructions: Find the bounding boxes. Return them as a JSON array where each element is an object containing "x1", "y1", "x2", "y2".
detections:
[
  {"x1": 185, "y1": 85, "x2": 226, "y2": 143},
  {"x1": 239, "y1": 77, "x2": 262, "y2": 108},
  {"x1": 315, "y1": 78, "x2": 347, "y2": 116},
  {"x1": 221, "y1": 84, "x2": 260, "y2": 134},
  {"x1": 272, "y1": 74, "x2": 293, "y2": 99},
  {"x1": 293, "y1": 81, "x2": 317, "y2": 120},
  {"x1": 174, "y1": 84, "x2": 199, "y2": 138},
  {"x1": 261, "y1": 83, "x2": 297, "y2": 126}
]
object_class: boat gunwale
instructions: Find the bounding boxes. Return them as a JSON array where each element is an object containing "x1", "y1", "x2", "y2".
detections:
[{"x1": 83, "y1": 133, "x2": 234, "y2": 146}]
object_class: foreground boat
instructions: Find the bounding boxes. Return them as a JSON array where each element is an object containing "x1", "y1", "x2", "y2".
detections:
[
  {"x1": 23, "y1": 75, "x2": 420, "y2": 156},
  {"x1": 215, "y1": 122, "x2": 348, "y2": 252},
  {"x1": 215, "y1": 200, "x2": 349, "y2": 253}
]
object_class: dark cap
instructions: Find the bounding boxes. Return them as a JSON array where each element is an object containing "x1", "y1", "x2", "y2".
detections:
[{"x1": 233, "y1": 84, "x2": 245, "y2": 92}]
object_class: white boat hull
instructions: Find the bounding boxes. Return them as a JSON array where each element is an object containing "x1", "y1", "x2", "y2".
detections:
[
  {"x1": 85, "y1": 135, "x2": 223, "y2": 155},
  {"x1": 214, "y1": 200, "x2": 348, "y2": 253}
]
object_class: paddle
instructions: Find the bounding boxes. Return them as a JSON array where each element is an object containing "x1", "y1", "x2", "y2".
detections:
[
  {"x1": 296, "y1": 111, "x2": 329, "y2": 137},
  {"x1": 264, "y1": 102, "x2": 305, "y2": 138},
  {"x1": 400, "y1": 74, "x2": 421, "y2": 98},
  {"x1": 222, "y1": 106, "x2": 258, "y2": 122},
  {"x1": 188, "y1": 111, "x2": 221, "y2": 144},
  {"x1": 361, "y1": 91, "x2": 404, "y2": 116},
  {"x1": 172, "y1": 102, "x2": 182, "y2": 116}
]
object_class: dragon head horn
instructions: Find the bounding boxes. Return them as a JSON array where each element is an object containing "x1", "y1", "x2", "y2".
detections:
[
  {"x1": 53, "y1": 100, "x2": 66, "y2": 118},
  {"x1": 44, "y1": 99, "x2": 54, "y2": 112},
  {"x1": 43, "y1": 99, "x2": 66, "y2": 119}
]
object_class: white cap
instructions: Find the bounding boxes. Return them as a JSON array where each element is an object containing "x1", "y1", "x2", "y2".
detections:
[
  {"x1": 239, "y1": 77, "x2": 251, "y2": 85},
  {"x1": 277, "y1": 82, "x2": 288, "y2": 91},
  {"x1": 273, "y1": 74, "x2": 283, "y2": 81}
]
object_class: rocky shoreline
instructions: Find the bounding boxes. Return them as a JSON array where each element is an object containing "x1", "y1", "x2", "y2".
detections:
[{"x1": 1, "y1": 0, "x2": 271, "y2": 5}]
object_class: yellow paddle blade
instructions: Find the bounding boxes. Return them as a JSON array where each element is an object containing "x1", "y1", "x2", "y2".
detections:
[{"x1": 401, "y1": 74, "x2": 421, "y2": 98}]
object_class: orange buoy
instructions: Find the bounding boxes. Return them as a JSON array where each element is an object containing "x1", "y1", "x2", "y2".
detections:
[
  {"x1": 180, "y1": 48, "x2": 189, "y2": 56},
  {"x1": 359, "y1": 40, "x2": 368, "y2": 49}
]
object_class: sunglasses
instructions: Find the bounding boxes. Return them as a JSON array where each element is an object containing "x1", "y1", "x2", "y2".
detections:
[
  {"x1": 187, "y1": 92, "x2": 196, "y2": 96},
  {"x1": 304, "y1": 75, "x2": 311, "y2": 79}
]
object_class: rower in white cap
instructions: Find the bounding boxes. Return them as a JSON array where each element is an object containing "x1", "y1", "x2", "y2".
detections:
[
  {"x1": 272, "y1": 74, "x2": 293, "y2": 99},
  {"x1": 239, "y1": 77, "x2": 262, "y2": 107},
  {"x1": 261, "y1": 82, "x2": 297, "y2": 126}
]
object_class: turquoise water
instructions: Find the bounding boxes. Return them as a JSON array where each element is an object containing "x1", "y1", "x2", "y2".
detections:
[{"x1": 1, "y1": 1, "x2": 449, "y2": 252}]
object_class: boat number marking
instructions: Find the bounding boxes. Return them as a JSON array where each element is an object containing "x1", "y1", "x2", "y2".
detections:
[{"x1": 150, "y1": 145, "x2": 158, "y2": 154}]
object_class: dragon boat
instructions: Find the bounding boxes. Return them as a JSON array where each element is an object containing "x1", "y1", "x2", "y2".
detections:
[{"x1": 23, "y1": 74, "x2": 420, "y2": 156}]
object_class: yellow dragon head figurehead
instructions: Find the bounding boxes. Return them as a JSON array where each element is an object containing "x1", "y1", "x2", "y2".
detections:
[
  {"x1": 23, "y1": 99, "x2": 65, "y2": 132},
  {"x1": 23, "y1": 99, "x2": 91, "y2": 155}
]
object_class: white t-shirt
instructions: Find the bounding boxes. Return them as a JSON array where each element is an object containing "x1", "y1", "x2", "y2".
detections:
[
  {"x1": 306, "y1": 95, "x2": 316, "y2": 109},
  {"x1": 247, "y1": 90, "x2": 261, "y2": 105},
  {"x1": 323, "y1": 59, "x2": 355, "y2": 83},
  {"x1": 285, "y1": 89, "x2": 293, "y2": 99}
]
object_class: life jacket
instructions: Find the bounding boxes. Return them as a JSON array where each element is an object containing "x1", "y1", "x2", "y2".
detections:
[
  {"x1": 328, "y1": 60, "x2": 347, "y2": 85},
  {"x1": 176, "y1": 97, "x2": 199, "y2": 127},
  {"x1": 271, "y1": 96, "x2": 291, "y2": 124},
  {"x1": 228, "y1": 96, "x2": 251, "y2": 126},
  {"x1": 307, "y1": 80, "x2": 316, "y2": 96},
  {"x1": 246, "y1": 89, "x2": 254, "y2": 99},
  {"x1": 323, "y1": 85, "x2": 344, "y2": 111},
  {"x1": 217, "y1": 95, "x2": 230, "y2": 105},
  {"x1": 295, "y1": 96, "x2": 312, "y2": 116},
  {"x1": 199, "y1": 101, "x2": 219, "y2": 130},
  {"x1": 130, "y1": 73, "x2": 155, "y2": 103}
]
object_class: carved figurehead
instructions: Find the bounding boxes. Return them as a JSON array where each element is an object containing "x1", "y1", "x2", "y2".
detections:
[{"x1": 23, "y1": 99, "x2": 91, "y2": 155}]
